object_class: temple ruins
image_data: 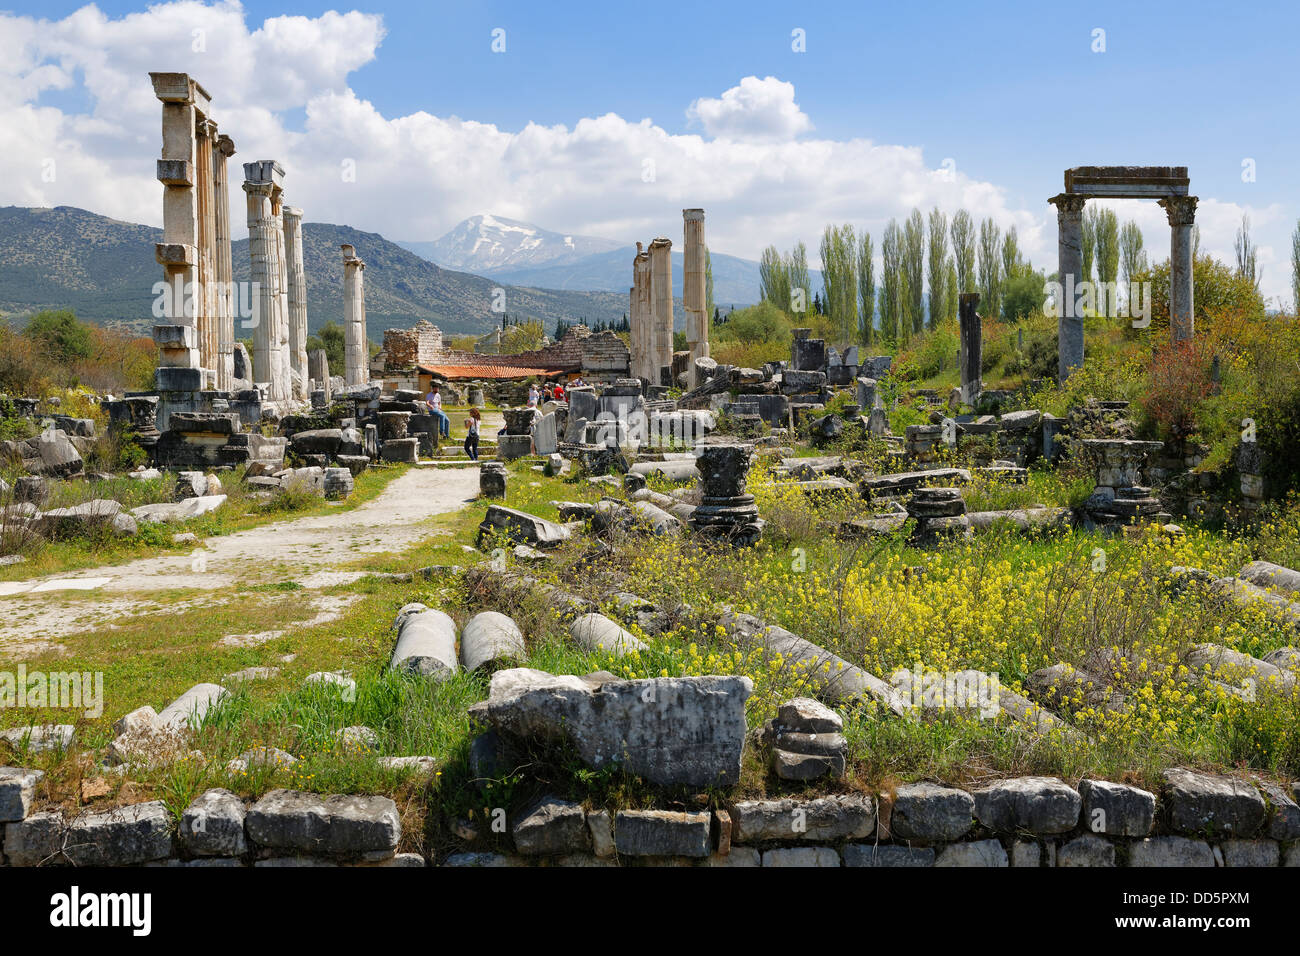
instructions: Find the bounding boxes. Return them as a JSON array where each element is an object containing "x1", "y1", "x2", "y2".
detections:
[{"x1": 1050, "y1": 166, "x2": 1197, "y2": 381}]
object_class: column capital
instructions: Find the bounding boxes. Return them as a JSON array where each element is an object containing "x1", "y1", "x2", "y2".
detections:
[
  {"x1": 216, "y1": 134, "x2": 236, "y2": 157},
  {"x1": 649, "y1": 236, "x2": 672, "y2": 251},
  {"x1": 682, "y1": 208, "x2": 705, "y2": 222},
  {"x1": 1048, "y1": 193, "x2": 1088, "y2": 216},
  {"x1": 1159, "y1": 195, "x2": 1198, "y2": 227}
]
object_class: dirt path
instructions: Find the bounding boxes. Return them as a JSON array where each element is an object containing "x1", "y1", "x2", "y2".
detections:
[{"x1": 0, "y1": 466, "x2": 482, "y2": 653}]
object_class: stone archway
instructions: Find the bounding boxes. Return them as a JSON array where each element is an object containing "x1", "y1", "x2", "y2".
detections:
[{"x1": 1049, "y1": 166, "x2": 1197, "y2": 381}]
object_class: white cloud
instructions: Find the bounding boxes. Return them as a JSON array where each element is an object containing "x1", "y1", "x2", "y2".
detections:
[
  {"x1": 686, "y1": 75, "x2": 812, "y2": 143},
  {"x1": 0, "y1": 2, "x2": 1291, "y2": 308}
]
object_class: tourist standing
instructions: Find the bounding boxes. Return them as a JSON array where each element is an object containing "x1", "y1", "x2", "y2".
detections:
[
  {"x1": 527, "y1": 383, "x2": 540, "y2": 408},
  {"x1": 464, "y1": 407, "x2": 481, "y2": 461}
]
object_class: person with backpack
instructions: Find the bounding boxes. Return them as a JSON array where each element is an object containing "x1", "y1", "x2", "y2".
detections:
[{"x1": 463, "y1": 407, "x2": 481, "y2": 461}]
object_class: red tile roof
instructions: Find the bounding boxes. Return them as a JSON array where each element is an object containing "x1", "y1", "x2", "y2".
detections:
[{"x1": 420, "y1": 364, "x2": 561, "y2": 380}]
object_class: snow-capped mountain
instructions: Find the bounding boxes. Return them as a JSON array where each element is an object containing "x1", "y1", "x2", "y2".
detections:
[{"x1": 400, "y1": 214, "x2": 626, "y2": 274}]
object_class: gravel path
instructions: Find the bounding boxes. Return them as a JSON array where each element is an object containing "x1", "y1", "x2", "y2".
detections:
[{"x1": 0, "y1": 466, "x2": 482, "y2": 653}]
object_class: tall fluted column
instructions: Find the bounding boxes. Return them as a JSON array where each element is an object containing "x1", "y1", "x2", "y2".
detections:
[
  {"x1": 213, "y1": 133, "x2": 236, "y2": 390},
  {"x1": 682, "y1": 208, "x2": 709, "y2": 389},
  {"x1": 242, "y1": 160, "x2": 290, "y2": 401},
  {"x1": 193, "y1": 117, "x2": 218, "y2": 387},
  {"x1": 1049, "y1": 193, "x2": 1087, "y2": 382},
  {"x1": 632, "y1": 242, "x2": 652, "y2": 381},
  {"x1": 342, "y1": 243, "x2": 368, "y2": 386},
  {"x1": 1160, "y1": 195, "x2": 1198, "y2": 344},
  {"x1": 648, "y1": 236, "x2": 673, "y2": 386},
  {"x1": 283, "y1": 207, "x2": 309, "y2": 400}
]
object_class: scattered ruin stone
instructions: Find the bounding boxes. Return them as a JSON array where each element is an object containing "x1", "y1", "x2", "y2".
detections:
[
  {"x1": 469, "y1": 668, "x2": 751, "y2": 787},
  {"x1": 614, "y1": 810, "x2": 711, "y2": 858},
  {"x1": 570, "y1": 613, "x2": 648, "y2": 657},
  {"x1": 1077, "y1": 779, "x2": 1156, "y2": 836},
  {"x1": 460, "y1": 610, "x2": 526, "y2": 671},
  {"x1": 0, "y1": 767, "x2": 43, "y2": 822},
  {"x1": 182, "y1": 789, "x2": 248, "y2": 857},
  {"x1": 890, "y1": 783, "x2": 976, "y2": 842},
  {"x1": 512, "y1": 795, "x2": 588, "y2": 856},
  {"x1": 390, "y1": 603, "x2": 459, "y2": 679},
  {"x1": 131, "y1": 494, "x2": 227, "y2": 524},
  {"x1": 1128, "y1": 836, "x2": 1215, "y2": 867},
  {"x1": 973, "y1": 777, "x2": 1081, "y2": 834},
  {"x1": 478, "y1": 504, "x2": 570, "y2": 548},
  {"x1": 0, "y1": 724, "x2": 76, "y2": 754},
  {"x1": 1162, "y1": 768, "x2": 1265, "y2": 837},
  {"x1": 842, "y1": 844, "x2": 935, "y2": 867},
  {"x1": 64, "y1": 800, "x2": 174, "y2": 866}
]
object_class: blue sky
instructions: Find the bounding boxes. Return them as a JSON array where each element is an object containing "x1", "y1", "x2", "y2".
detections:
[{"x1": 2, "y1": 0, "x2": 1296, "y2": 303}]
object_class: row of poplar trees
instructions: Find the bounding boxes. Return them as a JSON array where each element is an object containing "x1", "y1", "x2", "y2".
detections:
[{"x1": 759, "y1": 207, "x2": 1149, "y2": 347}]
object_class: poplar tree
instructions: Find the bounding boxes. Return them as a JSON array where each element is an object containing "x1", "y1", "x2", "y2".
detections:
[{"x1": 926, "y1": 208, "x2": 949, "y2": 330}]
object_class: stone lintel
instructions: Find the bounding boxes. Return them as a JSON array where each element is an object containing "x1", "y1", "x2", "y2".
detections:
[
  {"x1": 149, "y1": 72, "x2": 210, "y2": 112},
  {"x1": 157, "y1": 159, "x2": 193, "y2": 186},
  {"x1": 1064, "y1": 165, "x2": 1189, "y2": 198},
  {"x1": 155, "y1": 242, "x2": 197, "y2": 266}
]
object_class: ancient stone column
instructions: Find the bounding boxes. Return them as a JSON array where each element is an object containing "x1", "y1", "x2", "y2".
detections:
[
  {"x1": 633, "y1": 243, "x2": 652, "y2": 382},
  {"x1": 683, "y1": 209, "x2": 709, "y2": 390},
  {"x1": 690, "y1": 443, "x2": 764, "y2": 545},
  {"x1": 213, "y1": 134, "x2": 236, "y2": 391},
  {"x1": 648, "y1": 236, "x2": 673, "y2": 386},
  {"x1": 342, "y1": 243, "x2": 368, "y2": 386},
  {"x1": 149, "y1": 73, "x2": 206, "y2": 406},
  {"x1": 242, "y1": 160, "x2": 290, "y2": 401},
  {"x1": 193, "y1": 117, "x2": 218, "y2": 387},
  {"x1": 958, "y1": 292, "x2": 982, "y2": 406},
  {"x1": 1160, "y1": 195, "x2": 1198, "y2": 344},
  {"x1": 1049, "y1": 193, "x2": 1087, "y2": 381},
  {"x1": 309, "y1": 349, "x2": 331, "y2": 403},
  {"x1": 282, "y1": 207, "x2": 309, "y2": 400}
]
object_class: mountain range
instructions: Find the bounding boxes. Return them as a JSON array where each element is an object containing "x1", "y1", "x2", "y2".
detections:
[
  {"x1": 0, "y1": 206, "x2": 631, "y2": 341},
  {"x1": 398, "y1": 213, "x2": 792, "y2": 307}
]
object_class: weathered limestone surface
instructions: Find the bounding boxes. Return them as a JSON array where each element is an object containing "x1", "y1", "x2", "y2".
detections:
[
  {"x1": 182, "y1": 788, "x2": 248, "y2": 857},
  {"x1": 243, "y1": 159, "x2": 290, "y2": 400},
  {"x1": 460, "y1": 611, "x2": 526, "y2": 671},
  {"x1": 342, "y1": 243, "x2": 368, "y2": 386},
  {"x1": 682, "y1": 209, "x2": 709, "y2": 388},
  {"x1": 1162, "y1": 768, "x2": 1265, "y2": 837},
  {"x1": 973, "y1": 777, "x2": 1081, "y2": 834},
  {"x1": 730, "y1": 795, "x2": 876, "y2": 844},
  {"x1": 0, "y1": 767, "x2": 43, "y2": 822},
  {"x1": 890, "y1": 782, "x2": 975, "y2": 842},
  {"x1": 1078, "y1": 779, "x2": 1156, "y2": 837},
  {"x1": 282, "y1": 206, "x2": 310, "y2": 399},
  {"x1": 648, "y1": 236, "x2": 673, "y2": 383},
  {"x1": 1049, "y1": 193, "x2": 1087, "y2": 381},
  {"x1": 614, "y1": 809, "x2": 711, "y2": 858},
  {"x1": 390, "y1": 603, "x2": 459, "y2": 679},
  {"x1": 513, "y1": 796, "x2": 588, "y2": 856},
  {"x1": 469, "y1": 668, "x2": 752, "y2": 787}
]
